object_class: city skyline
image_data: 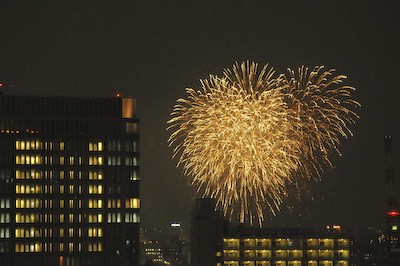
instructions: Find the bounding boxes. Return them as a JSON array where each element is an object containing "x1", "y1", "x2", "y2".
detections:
[{"x1": 1, "y1": 1, "x2": 400, "y2": 233}]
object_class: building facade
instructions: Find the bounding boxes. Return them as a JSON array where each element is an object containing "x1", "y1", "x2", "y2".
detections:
[
  {"x1": 191, "y1": 199, "x2": 352, "y2": 266},
  {"x1": 219, "y1": 227, "x2": 351, "y2": 266},
  {"x1": 0, "y1": 93, "x2": 140, "y2": 266}
]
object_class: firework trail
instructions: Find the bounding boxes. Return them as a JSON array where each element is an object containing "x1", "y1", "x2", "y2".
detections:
[{"x1": 168, "y1": 62, "x2": 359, "y2": 225}]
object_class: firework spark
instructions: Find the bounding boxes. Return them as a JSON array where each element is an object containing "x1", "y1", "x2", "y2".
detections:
[{"x1": 167, "y1": 62, "x2": 359, "y2": 225}]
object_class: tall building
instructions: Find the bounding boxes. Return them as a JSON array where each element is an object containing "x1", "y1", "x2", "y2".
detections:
[{"x1": 0, "y1": 93, "x2": 140, "y2": 266}]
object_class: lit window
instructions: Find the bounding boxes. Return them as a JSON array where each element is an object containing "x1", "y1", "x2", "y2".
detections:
[
  {"x1": 16, "y1": 141, "x2": 21, "y2": 150},
  {"x1": 36, "y1": 140, "x2": 41, "y2": 150},
  {"x1": 60, "y1": 142, "x2": 65, "y2": 150},
  {"x1": 130, "y1": 171, "x2": 138, "y2": 180},
  {"x1": 133, "y1": 213, "x2": 140, "y2": 223},
  {"x1": 127, "y1": 198, "x2": 140, "y2": 209}
]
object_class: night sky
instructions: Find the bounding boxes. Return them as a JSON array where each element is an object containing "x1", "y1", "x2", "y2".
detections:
[{"x1": 1, "y1": 1, "x2": 400, "y2": 233}]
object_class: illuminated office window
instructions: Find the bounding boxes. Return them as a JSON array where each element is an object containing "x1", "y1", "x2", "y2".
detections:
[
  {"x1": 69, "y1": 185, "x2": 74, "y2": 194},
  {"x1": 60, "y1": 186, "x2": 64, "y2": 194},
  {"x1": 35, "y1": 155, "x2": 41, "y2": 164},
  {"x1": 60, "y1": 142, "x2": 65, "y2": 150},
  {"x1": 69, "y1": 157, "x2": 74, "y2": 165},
  {"x1": 130, "y1": 170, "x2": 139, "y2": 180},
  {"x1": 133, "y1": 213, "x2": 140, "y2": 223},
  {"x1": 0, "y1": 213, "x2": 9, "y2": 223},
  {"x1": 127, "y1": 198, "x2": 140, "y2": 209},
  {"x1": 36, "y1": 140, "x2": 41, "y2": 149},
  {"x1": 16, "y1": 141, "x2": 21, "y2": 150},
  {"x1": 59, "y1": 214, "x2": 64, "y2": 223}
]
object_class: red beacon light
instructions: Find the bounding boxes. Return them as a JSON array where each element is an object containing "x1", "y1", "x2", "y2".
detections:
[
  {"x1": 116, "y1": 92, "x2": 121, "y2": 97},
  {"x1": 387, "y1": 211, "x2": 400, "y2": 217}
]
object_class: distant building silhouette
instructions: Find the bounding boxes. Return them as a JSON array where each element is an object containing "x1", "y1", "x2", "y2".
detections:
[
  {"x1": 0, "y1": 94, "x2": 140, "y2": 265},
  {"x1": 191, "y1": 198, "x2": 224, "y2": 266}
]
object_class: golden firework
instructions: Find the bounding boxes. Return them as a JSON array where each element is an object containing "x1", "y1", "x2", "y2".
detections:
[{"x1": 167, "y1": 62, "x2": 359, "y2": 225}]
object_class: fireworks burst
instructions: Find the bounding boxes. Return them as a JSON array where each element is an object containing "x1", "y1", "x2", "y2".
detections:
[{"x1": 167, "y1": 62, "x2": 359, "y2": 225}]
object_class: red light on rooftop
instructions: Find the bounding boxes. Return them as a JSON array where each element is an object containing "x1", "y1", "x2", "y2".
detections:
[
  {"x1": 0, "y1": 83, "x2": 3, "y2": 87},
  {"x1": 116, "y1": 93, "x2": 121, "y2": 97},
  {"x1": 387, "y1": 211, "x2": 400, "y2": 217}
]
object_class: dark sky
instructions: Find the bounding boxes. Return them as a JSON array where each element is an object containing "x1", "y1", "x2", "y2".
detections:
[{"x1": 1, "y1": 1, "x2": 400, "y2": 233}]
